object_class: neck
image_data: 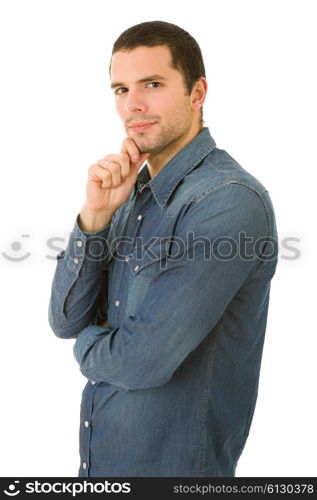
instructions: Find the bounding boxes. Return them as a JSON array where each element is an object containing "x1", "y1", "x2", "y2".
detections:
[{"x1": 147, "y1": 124, "x2": 203, "y2": 179}]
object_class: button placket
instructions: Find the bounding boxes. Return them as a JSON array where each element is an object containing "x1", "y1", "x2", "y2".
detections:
[
  {"x1": 73, "y1": 235, "x2": 85, "y2": 258},
  {"x1": 80, "y1": 381, "x2": 96, "y2": 476}
]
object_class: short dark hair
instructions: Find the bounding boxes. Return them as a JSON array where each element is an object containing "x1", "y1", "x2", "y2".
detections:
[{"x1": 111, "y1": 20, "x2": 206, "y2": 95}]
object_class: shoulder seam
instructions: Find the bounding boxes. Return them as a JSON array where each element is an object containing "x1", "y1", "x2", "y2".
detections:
[{"x1": 192, "y1": 180, "x2": 272, "y2": 236}]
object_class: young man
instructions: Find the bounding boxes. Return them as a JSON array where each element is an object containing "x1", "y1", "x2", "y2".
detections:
[{"x1": 48, "y1": 21, "x2": 278, "y2": 477}]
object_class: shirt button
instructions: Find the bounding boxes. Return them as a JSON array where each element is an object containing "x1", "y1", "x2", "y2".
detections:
[
  {"x1": 82, "y1": 462, "x2": 87, "y2": 470},
  {"x1": 73, "y1": 258, "x2": 79, "y2": 264},
  {"x1": 115, "y1": 300, "x2": 120, "y2": 307},
  {"x1": 134, "y1": 265, "x2": 139, "y2": 272},
  {"x1": 90, "y1": 380, "x2": 96, "y2": 385},
  {"x1": 137, "y1": 214, "x2": 143, "y2": 220},
  {"x1": 84, "y1": 420, "x2": 90, "y2": 428},
  {"x1": 76, "y1": 241, "x2": 83, "y2": 247},
  {"x1": 125, "y1": 255, "x2": 130, "y2": 262}
]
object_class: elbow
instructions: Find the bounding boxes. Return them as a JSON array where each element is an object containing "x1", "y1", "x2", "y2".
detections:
[
  {"x1": 48, "y1": 305, "x2": 79, "y2": 339},
  {"x1": 75, "y1": 324, "x2": 178, "y2": 390}
]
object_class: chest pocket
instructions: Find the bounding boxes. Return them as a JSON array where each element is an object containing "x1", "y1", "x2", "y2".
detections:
[{"x1": 125, "y1": 238, "x2": 171, "y2": 318}]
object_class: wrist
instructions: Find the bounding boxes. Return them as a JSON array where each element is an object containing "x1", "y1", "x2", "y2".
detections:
[{"x1": 79, "y1": 205, "x2": 115, "y2": 233}]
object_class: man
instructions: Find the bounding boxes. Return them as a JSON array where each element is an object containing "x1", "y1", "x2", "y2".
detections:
[{"x1": 48, "y1": 21, "x2": 278, "y2": 477}]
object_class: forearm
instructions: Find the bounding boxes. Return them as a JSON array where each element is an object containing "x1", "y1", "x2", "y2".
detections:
[{"x1": 48, "y1": 214, "x2": 112, "y2": 338}]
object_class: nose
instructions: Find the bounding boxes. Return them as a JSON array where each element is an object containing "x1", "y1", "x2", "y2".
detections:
[{"x1": 124, "y1": 88, "x2": 147, "y2": 114}]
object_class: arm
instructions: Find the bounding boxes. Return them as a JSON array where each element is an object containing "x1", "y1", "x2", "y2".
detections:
[
  {"x1": 48, "y1": 214, "x2": 112, "y2": 338},
  {"x1": 73, "y1": 184, "x2": 276, "y2": 390},
  {"x1": 48, "y1": 138, "x2": 148, "y2": 338}
]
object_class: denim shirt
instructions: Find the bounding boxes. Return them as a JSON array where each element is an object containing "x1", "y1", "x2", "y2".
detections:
[{"x1": 48, "y1": 128, "x2": 278, "y2": 477}]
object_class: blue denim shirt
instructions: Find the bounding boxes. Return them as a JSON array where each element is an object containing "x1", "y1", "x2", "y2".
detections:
[{"x1": 48, "y1": 128, "x2": 278, "y2": 477}]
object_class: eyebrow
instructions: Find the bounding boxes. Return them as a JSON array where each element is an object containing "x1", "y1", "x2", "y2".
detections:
[{"x1": 110, "y1": 74, "x2": 167, "y2": 89}]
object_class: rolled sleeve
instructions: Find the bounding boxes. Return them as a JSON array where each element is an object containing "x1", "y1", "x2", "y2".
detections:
[{"x1": 48, "y1": 214, "x2": 112, "y2": 338}]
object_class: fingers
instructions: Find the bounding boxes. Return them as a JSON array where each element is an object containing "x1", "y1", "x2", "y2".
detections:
[
  {"x1": 121, "y1": 137, "x2": 149, "y2": 167},
  {"x1": 90, "y1": 153, "x2": 127, "y2": 189},
  {"x1": 102, "y1": 159, "x2": 121, "y2": 187},
  {"x1": 88, "y1": 138, "x2": 149, "y2": 190},
  {"x1": 88, "y1": 152, "x2": 134, "y2": 189},
  {"x1": 102, "y1": 153, "x2": 130, "y2": 179},
  {"x1": 120, "y1": 137, "x2": 141, "y2": 163},
  {"x1": 88, "y1": 164, "x2": 112, "y2": 188}
]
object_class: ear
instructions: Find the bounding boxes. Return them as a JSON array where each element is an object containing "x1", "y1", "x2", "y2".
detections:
[{"x1": 191, "y1": 77, "x2": 208, "y2": 111}]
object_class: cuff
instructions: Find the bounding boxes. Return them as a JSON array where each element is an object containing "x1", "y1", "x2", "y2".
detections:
[{"x1": 61, "y1": 213, "x2": 112, "y2": 275}]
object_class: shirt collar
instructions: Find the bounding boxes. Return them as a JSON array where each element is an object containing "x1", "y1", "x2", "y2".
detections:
[{"x1": 136, "y1": 127, "x2": 216, "y2": 208}]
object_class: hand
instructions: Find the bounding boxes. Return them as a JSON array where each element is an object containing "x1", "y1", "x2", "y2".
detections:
[
  {"x1": 78, "y1": 138, "x2": 149, "y2": 232},
  {"x1": 98, "y1": 319, "x2": 109, "y2": 328},
  {"x1": 84, "y1": 138, "x2": 149, "y2": 213}
]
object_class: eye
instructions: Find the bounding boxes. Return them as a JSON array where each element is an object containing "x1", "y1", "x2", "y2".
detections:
[
  {"x1": 115, "y1": 87, "x2": 128, "y2": 95},
  {"x1": 147, "y1": 81, "x2": 161, "y2": 88}
]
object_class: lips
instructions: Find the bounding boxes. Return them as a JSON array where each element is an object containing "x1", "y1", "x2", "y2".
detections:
[{"x1": 129, "y1": 122, "x2": 157, "y2": 132}]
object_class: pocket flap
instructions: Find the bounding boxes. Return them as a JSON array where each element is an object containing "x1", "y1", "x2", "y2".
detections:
[{"x1": 126, "y1": 237, "x2": 172, "y2": 274}]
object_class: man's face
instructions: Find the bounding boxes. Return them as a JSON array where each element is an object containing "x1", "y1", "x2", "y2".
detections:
[{"x1": 110, "y1": 45, "x2": 197, "y2": 155}]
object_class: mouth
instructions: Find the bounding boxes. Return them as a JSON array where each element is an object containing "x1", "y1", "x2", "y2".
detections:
[{"x1": 128, "y1": 122, "x2": 157, "y2": 133}]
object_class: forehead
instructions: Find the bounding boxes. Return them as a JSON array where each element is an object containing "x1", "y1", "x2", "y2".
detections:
[{"x1": 110, "y1": 45, "x2": 180, "y2": 83}]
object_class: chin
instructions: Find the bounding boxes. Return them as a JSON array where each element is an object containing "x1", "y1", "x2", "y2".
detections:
[{"x1": 133, "y1": 140, "x2": 154, "y2": 154}]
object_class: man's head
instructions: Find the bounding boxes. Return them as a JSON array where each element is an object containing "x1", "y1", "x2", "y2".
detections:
[{"x1": 109, "y1": 21, "x2": 207, "y2": 157}]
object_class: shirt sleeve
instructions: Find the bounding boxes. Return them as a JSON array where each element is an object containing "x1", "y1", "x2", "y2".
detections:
[
  {"x1": 73, "y1": 184, "x2": 278, "y2": 390},
  {"x1": 48, "y1": 214, "x2": 112, "y2": 338}
]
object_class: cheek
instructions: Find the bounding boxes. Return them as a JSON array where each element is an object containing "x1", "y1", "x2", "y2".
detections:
[
  {"x1": 163, "y1": 99, "x2": 186, "y2": 124},
  {"x1": 115, "y1": 99, "x2": 126, "y2": 118},
  {"x1": 156, "y1": 94, "x2": 179, "y2": 118}
]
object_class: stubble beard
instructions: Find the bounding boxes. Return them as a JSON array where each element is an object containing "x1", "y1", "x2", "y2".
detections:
[
  {"x1": 135, "y1": 122, "x2": 188, "y2": 155},
  {"x1": 126, "y1": 101, "x2": 192, "y2": 156}
]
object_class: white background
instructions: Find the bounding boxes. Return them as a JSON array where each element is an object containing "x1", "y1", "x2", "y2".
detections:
[{"x1": 0, "y1": 0, "x2": 316, "y2": 477}]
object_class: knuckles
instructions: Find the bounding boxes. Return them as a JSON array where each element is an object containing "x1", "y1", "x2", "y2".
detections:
[
  {"x1": 109, "y1": 162, "x2": 121, "y2": 173},
  {"x1": 88, "y1": 147, "x2": 134, "y2": 183},
  {"x1": 120, "y1": 152, "x2": 130, "y2": 163}
]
